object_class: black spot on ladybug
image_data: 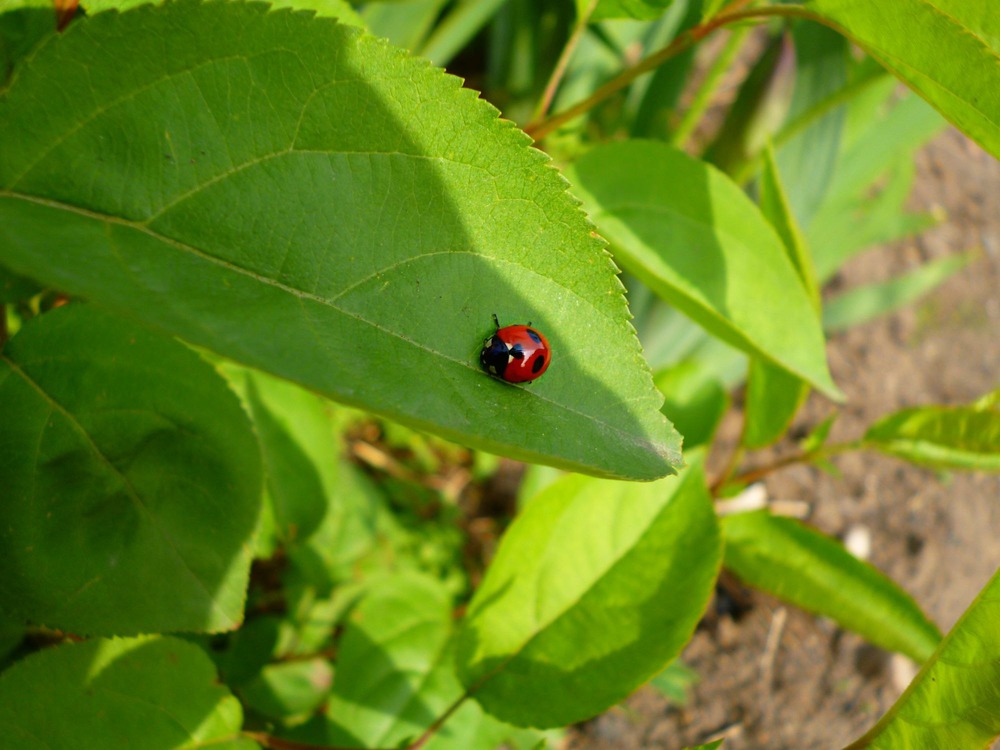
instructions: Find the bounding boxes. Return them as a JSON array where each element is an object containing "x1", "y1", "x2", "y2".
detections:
[
  {"x1": 509, "y1": 344, "x2": 525, "y2": 360},
  {"x1": 532, "y1": 355, "x2": 546, "y2": 373},
  {"x1": 526, "y1": 329, "x2": 542, "y2": 344}
]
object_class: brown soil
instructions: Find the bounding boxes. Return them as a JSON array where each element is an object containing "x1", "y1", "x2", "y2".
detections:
[{"x1": 569, "y1": 129, "x2": 1000, "y2": 750}]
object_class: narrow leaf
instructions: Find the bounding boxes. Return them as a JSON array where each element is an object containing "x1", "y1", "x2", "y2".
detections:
[
  {"x1": 863, "y1": 392, "x2": 1000, "y2": 472},
  {"x1": 569, "y1": 140, "x2": 841, "y2": 400},
  {"x1": 801, "y1": 0, "x2": 1000, "y2": 159},
  {"x1": 0, "y1": 636, "x2": 257, "y2": 749},
  {"x1": 0, "y1": 0, "x2": 679, "y2": 480},
  {"x1": 742, "y1": 144, "x2": 816, "y2": 449},
  {"x1": 0, "y1": 304, "x2": 261, "y2": 635},
  {"x1": 843, "y1": 565, "x2": 1000, "y2": 750},
  {"x1": 456, "y1": 455, "x2": 722, "y2": 728},
  {"x1": 723, "y1": 510, "x2": 942, "y2": 662},
  {"x1": 823, "y1": 252, "x2": 975, "y2": 333}
]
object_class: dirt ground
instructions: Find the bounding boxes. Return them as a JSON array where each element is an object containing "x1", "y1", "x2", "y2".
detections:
[{"x1": 569, "y1": 129, "x2": 1000, "y2": 750}]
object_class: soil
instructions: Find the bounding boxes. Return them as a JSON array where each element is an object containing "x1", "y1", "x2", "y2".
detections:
[{"x1": 569, "y1": 129, "x2": 1000, "y2": 750}]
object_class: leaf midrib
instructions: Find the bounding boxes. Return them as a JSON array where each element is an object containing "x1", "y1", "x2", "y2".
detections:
[{"x1": 1, "y1": 191, "x2": 677, "y2": 466}]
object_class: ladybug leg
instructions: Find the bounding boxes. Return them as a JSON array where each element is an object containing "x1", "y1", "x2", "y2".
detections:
[{"x1": 491, "y1": 312, "x2": 500, "y2": 330}]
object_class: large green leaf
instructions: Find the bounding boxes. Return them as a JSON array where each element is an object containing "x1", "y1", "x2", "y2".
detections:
[
  {"x1": 843, "y1": 565, "x2": 1000, "y2": 749},
  {"x1": 723, "y1": 511, "x2": 941, "y2": 662},
  {"x1": 800, "y1": 0, "x2": 1000, "y2": 159},
  {"x1": 568, "y1": 140, "x2": 841, "y2": 400},
  {"x1": 456, "y1": 456, "x2": 721, "y2": 728},
  {"x1": 586, "y1": 0, "x2": 675, "y2": 21},
  {"x1": 0, "y1": 304, "x2": 261, "y2": 635},
  {"x1": 863, "y1": 391, "x2": 1000, "y2": 472},
  {"x1": 0, "y1": 0, "x2": 679, "y2": 481},
  {"x1": 0, "y1": 636, "x2": 257, "y2": 749}
]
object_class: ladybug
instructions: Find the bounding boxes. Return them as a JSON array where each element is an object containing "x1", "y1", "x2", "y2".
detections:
[{"x1": 480, "y1": 314, "x2": 551, "y2": 384}]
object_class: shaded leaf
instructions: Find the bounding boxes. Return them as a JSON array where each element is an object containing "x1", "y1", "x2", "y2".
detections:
[
  {"x1": 723, "y1": 511, "x2": 942, "y2": 662},
  {"x1": 0, "y1": 636, "x2": 257, "y2": 749},
  {"x1": 742, "y1": 144, "x2": 817, "y2": 449},
  {"x1": 801, "y1": 0, "x2": 1000, "y2": 159},
  {"x1": 241, "y1": 658, "x2": 333, "y2": 721},
  {"x1": 569, "y1": 140, "x2": 841, "y2": 400},
  {"x1": 863, "y1": 391, "x2": 1000, "y2": 472},
  {"x1": 649, "y1": 659, "x2": 698, "y2": 704},
  {"x1": 456, "y1": 455, "x2": 721, "y2": 727},
  {"x1": 654, "y1": 359, "x2": 728, "y2": 449},
  {"x1": 0, "y1": 0, "x2": 679, "y2": 481},
  {"x1": 0, "y1": 304, "x2": 261, "y2": 635},
  {"x1": 843, "y1": 565, "x2": 1000, "y2": 749}
]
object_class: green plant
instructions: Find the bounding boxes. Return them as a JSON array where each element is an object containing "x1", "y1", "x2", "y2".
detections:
[{"x1": 1, "y1": 0, "x2": 998, "y2": 748}]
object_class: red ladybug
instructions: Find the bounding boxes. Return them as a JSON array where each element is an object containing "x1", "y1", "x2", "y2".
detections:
[{"x1": 480, "y1": 314, "x2": 551, "y2": 384}]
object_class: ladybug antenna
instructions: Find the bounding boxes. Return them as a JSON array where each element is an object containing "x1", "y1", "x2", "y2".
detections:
[{"x1": 491, "y1": 313, "x2": 500, "y2": 329}]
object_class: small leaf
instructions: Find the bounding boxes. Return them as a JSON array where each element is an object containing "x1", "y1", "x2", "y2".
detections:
[
  {"x1": 569, "y1": 140, "x2": 841, "y2": 400},
  {"x1": 800, "y1": 411, "x2": 838, "y2": 454},
  {"x1": 649, "y1": 660, "x2": 699, "y2": 704},
  {"x1": 0, "y1": 636, "x2": 257, "y2": 749},
  {"x1": 299, "y1": 572, "x2": 459, "y2": 748},
  {"x1": 823, "y1": 252, "x2": 975, "y2": 333},
  {"x1": 863, "y1": 392, "x2": 1000, "y2": 472},
  {"x1": 241, "y1": 658, "x2": 333, "y2": 721},
  {"x1": 456, "y1": 455, "x2": 721, "y2": 728},
  {"x1": 723, "y1": 511, "x2": 942, "y2": 662},
  {"x1": 0, "y1": 304, "x2": 262, "y2": 635},
  {"x1": 801, "y1": 0, "x2": 1000, "y2": 159},
  {"x1": 0, "y1": 0, "x2": 679, "y2": 480},
  {"x1": 843, "y1": 565, "x2": 1000, "y2": 749}
]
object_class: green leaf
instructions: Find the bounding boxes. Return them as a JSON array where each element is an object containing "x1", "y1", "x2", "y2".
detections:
[
  {"x1": 684, "y1": 742, "x2": 723, "y2": 750},
  {"x1": 800, "y1": 411, "x2": 837, "y2": 454},
  {"x1": 81, "y1": 0, "x2": 365, "y2": 26},
  {"x1": 0, "y1": 304, "x2": 261, "y2": 635},
  {"x1": 0, "y1": 0, "x2": 679, "y2": 480},
  {"x1": 0, "y1": 0, "x2": 54, "y2": 79},
  {"x1": 653, "y1": 359, "x2": 728, "y2": 449},
  {"x1": 587, "y1": 0, "x2": 675, "y2": 21},
  {"x1": 823, "y1": 252, "x2": 976, "y2": 333},
  {"x1": 649, "y1": 659, "x2": 698, "y2": 704},
  {"x1": 456, "y1": 455, "x2": 722, "y2": 728},
  {"x1": 363, "y1": 0, "x2": 446, "y2": 52},
  {"x1": 290, "y1": 571, "x2": 488, "y2": 749},
  {"x1": 568, "y1": 140, "x2": 842, "y2": 400},
  {"x1": 0, "y1": 636, "x2": 257, "y2": 749},
  {"x1": 741, "y1": 144, "x2": 817, "y2": 449},
  {"x1": 241, "y1": 658, "x2": 333, "y2": 721},
  {"x1": 800, "y1": 0, "x2": 1000, "y2": 159},
  {"x1": 722, "y1": 511, "x2": 942, "y2": 662},
  {"x1": 863, "y1": 392, "x2": 1000, "y2": 472},
  {"x1": 774, "y1": 21, "x2": 848, "y2": 228},
  {"x1": 843, "y1": 564, "x2": 1000, "y2": 750},
  {"x1": 0, "y1": 262, "x2": 39, "y2": 303}
]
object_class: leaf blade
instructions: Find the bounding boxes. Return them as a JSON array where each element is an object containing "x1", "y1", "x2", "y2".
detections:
[
  {"x1": 456, "y1": 456, "x2": 721, "y2": 727},
  {"x1": 568, "y1": 140, "x2": 841, "y2": 400},
  {"x1": 0, "y1": 1, "x2": 679, "y2": 480},
  {"x1": 723, "y1": 510, "x2": 942, "y2": 662}
]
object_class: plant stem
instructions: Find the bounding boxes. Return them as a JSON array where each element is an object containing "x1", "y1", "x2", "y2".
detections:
[
  {"x1": 524, "y1": 0, "x2": 782, "y2": 141},
  {"x1": 714, "y1": 440, "x2": 861, "y2": 492},
  {"x1": 533, "y1": 0, "x2": 600, "y2": 122},
  {"x1": 408, "y1": 692, "x2": 469, "y2": 750}
]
